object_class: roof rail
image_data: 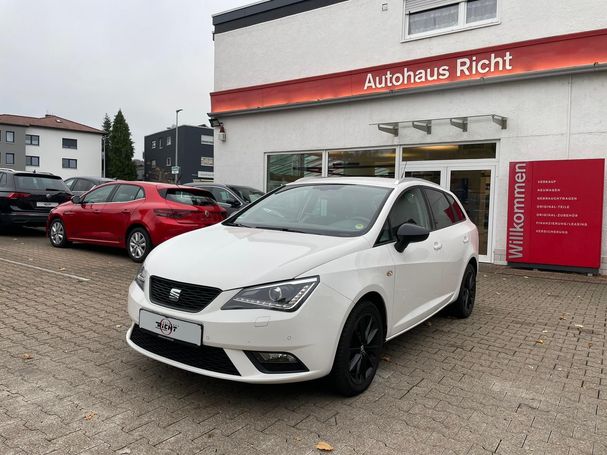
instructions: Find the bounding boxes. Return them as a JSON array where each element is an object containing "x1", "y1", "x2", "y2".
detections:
[{"x1": 0, "y1": 168, "x2": 17, "y2": 173}]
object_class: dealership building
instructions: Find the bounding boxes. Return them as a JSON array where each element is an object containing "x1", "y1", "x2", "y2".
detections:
[{"x1": 210, "y1": 0, "x2": 607, "y2": 273}]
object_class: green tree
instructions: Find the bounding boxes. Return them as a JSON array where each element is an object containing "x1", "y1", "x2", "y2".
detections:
[
  {"x1": 101, "y1": 114, "x2": 112, "y2": 177},
  {"x1": 108, "y1": 109, "x2": 136, "y2": 180}
]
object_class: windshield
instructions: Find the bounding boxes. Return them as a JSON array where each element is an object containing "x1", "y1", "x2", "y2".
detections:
[
  {"x1": 162, "y1": 189, "x2": 217, "y2": 206},
  {"x1": 228, "y1": 185, "x2": 265, "y2": 203},
  {"x1": 228, "y1": 184, "x2": 392, "y2": 237},
  {"x1": 15, "y1": 175, "x2": 69, "y2": 191}
]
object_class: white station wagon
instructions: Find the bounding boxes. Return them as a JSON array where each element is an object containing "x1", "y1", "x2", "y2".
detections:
[{"x1": 127, "y1": 177, "x2": 479, "y2": 395}]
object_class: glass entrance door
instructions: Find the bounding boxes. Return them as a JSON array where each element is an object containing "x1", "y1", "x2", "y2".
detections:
[{"x1": 405, "y1": 166, "x2": 494, "y2": 262}]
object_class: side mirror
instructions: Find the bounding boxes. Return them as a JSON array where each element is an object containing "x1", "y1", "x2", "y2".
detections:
[
  {"x1": 71, "y1": 195, "x2": 82, "y2": 204},
  {"x1": 227, "y1": 199, "x2": 241, "y2": 208},
  {"x1": 395, "y1": 223, "x2": 430, "y2": 253}
]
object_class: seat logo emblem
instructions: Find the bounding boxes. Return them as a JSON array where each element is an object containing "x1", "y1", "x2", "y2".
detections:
[{"x1": 169, "y1": 288, "x2": 182, "y2": 302}]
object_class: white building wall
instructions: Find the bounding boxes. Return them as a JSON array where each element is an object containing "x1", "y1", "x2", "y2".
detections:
[
  {"x1": 214, "y1": 0, "x2": 607, "y2": 90},
  {"x1": 24, "y1": 127, "x2": 102, "y2": 178}
]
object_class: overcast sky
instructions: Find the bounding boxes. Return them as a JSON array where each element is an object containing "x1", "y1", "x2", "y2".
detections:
[{"x1": 2, "y1": 0, "x2": 254, "y2": 157}]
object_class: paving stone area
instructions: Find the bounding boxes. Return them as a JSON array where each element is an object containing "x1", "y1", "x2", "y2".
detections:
[{"x1": 0, "y1": 229, "x2": 606, "y2": 454}]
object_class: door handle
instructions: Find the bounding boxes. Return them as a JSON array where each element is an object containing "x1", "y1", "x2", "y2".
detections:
[
  {"x1": 121, "y1": 209, "x2": 130, "y2": 214},
  {"x1": 463, "y1": 234, "x2": 470, "y2": 244},
  {"x1": 433, "y1": 242, "x2": 442, "y2": 250}
]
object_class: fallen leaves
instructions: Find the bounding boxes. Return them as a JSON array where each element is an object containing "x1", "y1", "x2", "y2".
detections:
[
  {"x1": 84, "y1": 411, "x2": 97, "y2": 421},
  {"x1": 574, "y1": 324, "x2": 584, "y2": 329},
  {"x1": 21, "y1": 353, "x2": 33, "y2": 360},
  {"x1": 315, "y1": 441, "x2": 334, "y2": 452},
  {"x1": 118, "y1": 449, "x2": 131, "y2": 455},
  {"x1": 59, "y1": 267, "x2": 66, "y2": 271},
  {"x1": 381, "y1": 355, "x2": 392, "y2": 362},
  {"x1": 535, "y1": 339, "x2": 544, "y2": 345}
]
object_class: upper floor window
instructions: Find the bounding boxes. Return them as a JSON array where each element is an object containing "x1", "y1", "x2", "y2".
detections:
[
  {"x1": 25, "y1": 134, "x2": 40, "y2": 146},
  {"x1": 201, "y1": 134, "x2": 213, "y2": 145},
  {"x1": 62, "y1": 138, "x2": 77, "y2": 149},
  {"x1": 26, "y1": 155, "x2": 40, "y2": 167},
  {"x1": 404, "y1": 0, "x2": 497, "y2": 39},
  {"x1": 6, "y1": 131, "x2": 15, "y2": 143},
  {"x1": 167, "y1": 136, "x2": 172, "y2": 146},
  {"x1": 159, "y1": 138, "x2": 163, "y2": 149},
  {"x1": 62, "y1": 158, "x2": 77, "y2": 169},
  {"x1": 6, "y1": 153, "x2": 15, "y2": 165},
  {"x1": 152, "y1": 140, "x2": 157, "y2": 149},
  {"x1": 166, "y1": 157, "x2": 172, "y2": 166}
]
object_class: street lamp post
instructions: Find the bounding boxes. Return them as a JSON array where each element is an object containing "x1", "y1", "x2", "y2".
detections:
[{"x1": 175, "y1": 109, "x2": 183, "y2": 184}]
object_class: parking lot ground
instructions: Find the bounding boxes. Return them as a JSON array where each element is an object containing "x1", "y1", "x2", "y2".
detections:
[{"x1": 0, "y1": 229, "x2": 606, "y2": 455}]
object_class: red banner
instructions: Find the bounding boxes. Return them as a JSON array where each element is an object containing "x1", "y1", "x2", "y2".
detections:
[
  {"x1": 506, "y1": 158, "x2": 605, "y2": 270},
  {"x1": 211, "y1": 28, "x2": 607, "y2": 114}
]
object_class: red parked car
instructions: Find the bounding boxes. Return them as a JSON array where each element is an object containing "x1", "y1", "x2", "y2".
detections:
[{"x1": 47, "y1": 181, "x2": 226, "y2": 262}]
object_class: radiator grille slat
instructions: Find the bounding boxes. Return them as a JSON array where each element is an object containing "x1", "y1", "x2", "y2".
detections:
[{"x1": 150, "y1": 276, "x2": 221, "y2": 312}]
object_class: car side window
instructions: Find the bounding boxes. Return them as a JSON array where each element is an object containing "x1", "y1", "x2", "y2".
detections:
[
  {"x1": 111, "y1": 184, "x2": 144, "y2": 202},
  {"x1": 65, "y1": 178, "x2": 76, "y2": 190},
  {"x1": 424, "y1": 188, "x2": 457, "y2": 230},
  {"x1": 82, "y1": 184, "x2": 115, "y2": 204},
  {"x1": 377, "y1": 187, "x2": 431, "y2": 243},
  {"x1": 73, "y1": 179, "x2": 94, "y2": 192},
  {"x1": 0, "y1": 173, "x2": 6, "y2": 187},
  {"x1": 445, "y1": 193, "x2": 466, "y2": 222},
  {"x1": 211, "y1": 187, "x2": 237, "y2": 204}
]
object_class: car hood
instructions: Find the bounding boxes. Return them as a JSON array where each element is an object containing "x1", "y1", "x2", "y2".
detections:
[{"x1": 145, "y1": 224, "x2": 370, "y2": 290}]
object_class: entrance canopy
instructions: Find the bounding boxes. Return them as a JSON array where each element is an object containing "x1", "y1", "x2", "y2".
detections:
[{"x1": 371, "y1": 114, "x2": 507, "y2": 136}]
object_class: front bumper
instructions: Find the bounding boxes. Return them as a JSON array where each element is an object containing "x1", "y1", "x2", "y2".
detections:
[{"x1": 126, "y1": 279, "x2": 351, "y2": 384}]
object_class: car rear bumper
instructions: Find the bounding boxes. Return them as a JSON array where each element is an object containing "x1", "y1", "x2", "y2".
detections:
[
  {"x1": 0, "y1": 211, "x2": 49, "y2": 227},
  {"x1": 151, "y1": 221, "x2": 215, "y2": 246},
  {"x1": 126, "y1": 280, "x2": 351, "y2": 384}
]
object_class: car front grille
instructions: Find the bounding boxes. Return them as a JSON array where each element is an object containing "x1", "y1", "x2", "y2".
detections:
[
  {"x1": 149, "y1": 276, "x2": 221, "y2": 312},
  {"x1": 130, "y1": 325, "x2": 240, "y2": 376}
]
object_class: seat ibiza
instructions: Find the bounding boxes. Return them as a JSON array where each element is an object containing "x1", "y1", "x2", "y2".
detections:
[{"x1": 126, "y1": 177, "x2": 478, "y2": 395}]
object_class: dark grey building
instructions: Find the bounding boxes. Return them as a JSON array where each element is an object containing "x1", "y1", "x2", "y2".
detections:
[{"x1": 143, "y1": 125, "x2": 214, "y2": 184}]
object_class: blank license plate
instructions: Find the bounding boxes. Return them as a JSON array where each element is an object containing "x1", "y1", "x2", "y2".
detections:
[
  {"x1": 139, "y1": 310, "x2": 202, "y2": 346},
  {"x1": 37, "y1": 202, "x2": 58, "y2": 208}
]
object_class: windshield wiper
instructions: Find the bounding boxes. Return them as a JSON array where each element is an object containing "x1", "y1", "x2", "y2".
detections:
[{"x1": 249, "y1": 225, "x2": 307, "y2": 233}]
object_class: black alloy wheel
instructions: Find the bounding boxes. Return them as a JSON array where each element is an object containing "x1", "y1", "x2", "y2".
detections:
[
  {"x1": 451, "y1": 263, "x2": 476, "y2": 318},
  {"x1": 331, "y1": 301, "x2": 384, "y2": 396}
]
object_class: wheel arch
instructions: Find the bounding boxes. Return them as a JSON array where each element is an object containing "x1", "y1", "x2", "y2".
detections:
[{"x1": 354, "y1": 291, "x2": 388, "y2": 340}]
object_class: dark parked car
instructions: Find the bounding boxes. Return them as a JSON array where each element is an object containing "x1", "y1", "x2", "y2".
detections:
[
  {"x1": 64, "y1": 176, "x2": 115, "y2": 196},
  {"x1": 185, "y1": 183, "x2": 264, "y2": 215},
  {"x1": 48, "y1": 181, "x2": 226, "y2": 262},
  {"x1": 0, "y1": 169, "x2": 72, "y2": 229}
]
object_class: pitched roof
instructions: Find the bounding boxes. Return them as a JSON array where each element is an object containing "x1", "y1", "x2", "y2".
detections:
[{"x1": 0, "y1": 114, "x2": 104, "y2": 134}]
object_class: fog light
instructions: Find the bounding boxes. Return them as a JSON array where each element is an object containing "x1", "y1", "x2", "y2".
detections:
[
  {"x1": 254, "y1": 352, "x2": 298, "y2": 363},
  {"x1": 245, "y1": 351, "x2": 308, "y2": 373}
]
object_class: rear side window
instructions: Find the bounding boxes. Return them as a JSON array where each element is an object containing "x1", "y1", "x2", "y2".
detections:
[
  {"x1": 112, "y1": 185, "x2": 144, "y2": 202},
  {"x1": 210, "y1": 187, "x2": 237, "y2": 204},
  {"x1": 0, "y1": 173, "x2": 6, "y2": 186},
  {"x1": 377, "y1": 187, "x2": 431, "y2": 243},
  {"x1": 162, "y1": 189, "x2": 217, "y2": 207},
  {"x1": 15, "y1": 175, "x2": 68, "y2": 191},
  {"x1": 73, "y1": 179, "x2": 95, "y2": 192},
  {"x1": 424, "y1": 188, "x2": 457, "y2": 230},
  {"x1": 65, "y1": 178, "x2": 76, "y2": 190},
  {"x1": 445, "y1": 193, "x2": 466, "y2": 222}
]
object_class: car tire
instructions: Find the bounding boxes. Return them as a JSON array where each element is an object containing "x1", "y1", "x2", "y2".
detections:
[
  {"x1": 127, "y1": 227, "x2": 151, "y2": 263},
  {"x1": 330, "y1": 301, "x2": 384, "y2": 397},
  {"x1": 48, "y1": 218, "x2": 69, "y2": 248},
  {"x1": 450, "y1": 263, "x2": 476, "y2": 319}
]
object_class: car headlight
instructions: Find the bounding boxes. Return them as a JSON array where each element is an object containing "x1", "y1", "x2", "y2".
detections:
[
  {"x1": 222, "y1": 277, "x2": 319, "y2": 312},
  {"x1": 134, "y1": 265, "x2": 147, "y2": 291}
]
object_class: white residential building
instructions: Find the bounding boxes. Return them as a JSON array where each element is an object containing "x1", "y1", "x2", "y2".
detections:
[{"x1": 0, "y1": 114, "x2": 103, "y2": 178}]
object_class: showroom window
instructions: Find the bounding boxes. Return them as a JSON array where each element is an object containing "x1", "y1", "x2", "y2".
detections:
[
  {"x1": 25, "y1": 134, "x2": 40, "y2": 146},
  {"x1": 403, "y1": 143, "x2": 496, "y2": 161},
  {"x1": 404, "y1": 0, "x2": 498, "y2": 39},
  {"x1": 266, "y1": 152, "x2": 322, "y2": 191},
  {"x1": 328, "y1": 149, "x2": 396, "y2": 178},
  {"x1": 26, "y1": 155, "x2": 40, "y2": 167}
]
